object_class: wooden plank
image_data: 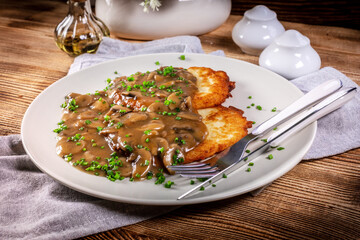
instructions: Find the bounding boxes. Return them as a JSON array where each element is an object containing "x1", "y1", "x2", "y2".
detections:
[
  {"x1": 0, "y1": 1, "x2": 359, "y2": 240},
  {"x1": 230, "y1": 0, "x2": 360, "y2": 30}
]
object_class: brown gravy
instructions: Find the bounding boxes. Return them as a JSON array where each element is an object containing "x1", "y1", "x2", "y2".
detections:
[{"x1": 54, "y1": 67, "x2": 208, "y2": 181}]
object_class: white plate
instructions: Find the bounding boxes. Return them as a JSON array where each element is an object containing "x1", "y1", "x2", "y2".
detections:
[{"x1": 21, "y1": 53, "x2": 316, "y2": 205}]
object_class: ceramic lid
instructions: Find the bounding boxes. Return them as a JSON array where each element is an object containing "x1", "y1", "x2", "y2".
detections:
[
  {"x1": 244, "y1": 5, "x2": 277, "y2": 21},
  {"x1": 275, "y1": 30, "x2": 310, "y2": 47}
]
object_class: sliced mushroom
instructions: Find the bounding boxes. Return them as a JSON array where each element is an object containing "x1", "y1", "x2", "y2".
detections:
[
  {"x1": 167, "y1": 92, "x2": 181, "y2": 110},
  {"x1": 161, "y1": 81, "x2": 175, "y2": 87},
  {"x1": 147, "y1": 101, "x2": 168, "y2": 113},
  {"x1": 60, "y1": 126, "x2": 83, "y2": 136},
  {"x1": 131, "y1": 149, "x2": 153, "y2": 179},
  {"x1": 56, "y1": 137, "x2": 85, "y2": 156},
  {"x1": 177, "y1": 112, "x2": 201, "y2": 121},
  {"x1": 77, "y1": 110, "x2": 98, "y2": 120},
  {"x1": 147, "y1": 71, "x2": 156, "y2": 80},
  {"x1": 84, "y1": 120, "x2": 105, "y2": 129},
  {"x1": 154, "y1": 74, "x2": 165, "y2": 81},
  {"x1": 155, "y1": 92, "x2": 167, "y2": 99},
  {"x1": 154, "y1": 137, "x2": 169, "y2": 157},
  {"x1": 177, "y1": 133, "x2": 196, "y2": 151},
  {"x1": 98, "y1": 127, "x2": 118, "y2": 135},
  {"x1": 91, "y1": 99, "x2": 110, "y2": 112},
  {"x1": 82, "y1": 151, "x2": 97, "y2": 162},
  {"x1": 105, "y1": 105, "x2": 130, "y2": 116},
  {"x1": 121, "y1": 91, "x2": 143, "y2": 99},
  {"x1": 137, "y1": 121, "x2": 165, "y2": 132},
  {"x1": 184, "y1": 96, "x2": 192, "y2": 109},
  {"x1": 121, "y1": 112, "x2": 148, "y2": 125},
  {"x1": 74, "y1": 94, "x2": 94, "y2": 107},
  {"x1": 163, "y1": 144, "x2": 185, "y2": 174},
  {"x1": 172, "y1": 124, "x2": 194, "y2": 133}
]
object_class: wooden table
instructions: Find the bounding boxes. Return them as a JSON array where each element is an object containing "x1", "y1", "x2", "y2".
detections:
[{"x1": 1, "y1": 1, "x2": 359, "y2": 239}]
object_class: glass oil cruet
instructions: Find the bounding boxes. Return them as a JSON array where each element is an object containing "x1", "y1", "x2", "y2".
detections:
[{"x1": 54, "y1": 0, "x2": 110, "y2": 57}]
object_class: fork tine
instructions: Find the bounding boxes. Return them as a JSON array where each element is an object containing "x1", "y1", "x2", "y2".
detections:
[
  {"x1": 169, "y1": 163, "x2": 209, "y2": 169},
  {"x1": 169, "y1": 165, "x2": 214, "y2": 171},
  {"x1": 173, "y1": 167, "x2": 219, "y2": 175},
  {"x1": 180, "y1": 172, "x2": 219, "y2": 178}
]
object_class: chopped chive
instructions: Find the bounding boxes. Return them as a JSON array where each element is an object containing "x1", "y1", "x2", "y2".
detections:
[
  {"x1": 179, "y1": 55, "x2": 185, "y2": 60},
  {"x1": 159, "y1": 147, "x2": 164, "y2": 153},
  {"x1": 277, "y1": 147, "x2": 285, "y2": 151},
  {"x1": 190, "y1": 180, "x2": 195, "y2": 185},
  {"x1": 199, "y1": 186, "x2": 205, "y2": 191},
  {"x1": 246, "y1": 168, "x2": 251, "y2": 172},
  {"x1": 248, "y1": 162, "x2": 254, "y2": 166},
  {"x1": 164, "y1": 181, "x2": 174, "y2": 188},
  {"x1": 222, "y1": 173, "x2": 227, "y2": 178},
  {"x1": 267, "y1": 154, "x2": 274, "y2": 160}
]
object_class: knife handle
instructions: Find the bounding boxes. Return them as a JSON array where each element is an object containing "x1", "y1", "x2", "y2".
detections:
[
  {"x1": 268, "y1": 87, "x2": 357, "y2": 147},
  {"x1": 251, "y1": 79, "x2": 342, "y2": 136}
]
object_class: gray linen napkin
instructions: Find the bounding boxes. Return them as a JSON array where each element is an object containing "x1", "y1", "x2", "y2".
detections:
[
  {"x1": 291, "y1": 67, "x2": 360, "y2": 159},
  {"x1": 68, "y1": 36, "x2": 224, "y2": 74},
  {"x1": 0, "y1": 36, "x2": 217, "y2": 240}
]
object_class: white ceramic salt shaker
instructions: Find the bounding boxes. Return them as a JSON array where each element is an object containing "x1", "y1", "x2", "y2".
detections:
[
  {"x1": 259, "y1": 30, "x2": 321, "y2": 79},
  {"x1": 232, "y1": 5, "x2": 285, "y2": 55}
]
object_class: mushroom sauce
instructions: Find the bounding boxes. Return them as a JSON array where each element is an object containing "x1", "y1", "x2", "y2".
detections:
[{"x1": 54, "y1": 67, "x2": 208, "y2": 182}]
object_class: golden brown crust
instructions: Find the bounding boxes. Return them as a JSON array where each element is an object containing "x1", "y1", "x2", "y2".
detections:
[
  {"x1": 188, "y1": 67, "x2": 235, "y2": 109},
  {"x1": 184, "y1": 106, "x2": 253, "y2": 163}
]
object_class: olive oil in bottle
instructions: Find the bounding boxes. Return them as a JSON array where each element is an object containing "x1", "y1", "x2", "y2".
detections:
[{"x1": 54, "y1": 0, "x2": 110, "y2": 57}]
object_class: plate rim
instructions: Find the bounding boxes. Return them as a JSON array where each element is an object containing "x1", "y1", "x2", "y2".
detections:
[{"x1": 21, "y1": 53, "x2": 317, "y2": 205}]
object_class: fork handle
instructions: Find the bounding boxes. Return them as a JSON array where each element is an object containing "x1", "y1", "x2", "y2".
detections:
[
  {"x1": 251, "y1": 79, "x2": 342, "y2": 136},
  {"x1": 268, "y1": 87, "x2": 357, "y2": 147}
]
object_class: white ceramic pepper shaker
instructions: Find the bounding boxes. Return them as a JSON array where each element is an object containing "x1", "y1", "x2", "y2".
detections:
[
  {"x1": 232, "y1": 5, "x2": 285, "y2": 55},
  {"x1": 259, "y1": 30, "x2": 321, "y2": 79}
]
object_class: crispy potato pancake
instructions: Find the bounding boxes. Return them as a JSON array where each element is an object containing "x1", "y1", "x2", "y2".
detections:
[
  {"x1": 184, "y1": 106, "x2": 252, "y2": 163},
  {"x1": 188, "y1": 67, "x2": 235, "y2": 109}
]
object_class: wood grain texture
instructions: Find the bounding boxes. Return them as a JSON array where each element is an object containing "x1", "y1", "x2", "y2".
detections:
[
  {"x1": 0, "y1": 1, "x2": 359, "y2": 239},
  {"x1": 231, "y1": 0, "x2": 360, "y2": 30}
]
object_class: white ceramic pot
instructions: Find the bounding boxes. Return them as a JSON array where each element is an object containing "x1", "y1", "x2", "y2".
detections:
[
  {"x1": 95, "y1": 0, "x2": 232, "y2": 40},
  {"x1": 232, "y1": 5, "x2": 285, "y2": 55},
  {"x1": 259, "y1": 30, "x2": 321, "y2": 79}
]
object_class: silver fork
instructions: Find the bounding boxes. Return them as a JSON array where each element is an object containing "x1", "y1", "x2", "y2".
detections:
[{"x1": 170, "y1": 80, "x2": 358, "y2": 199}]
